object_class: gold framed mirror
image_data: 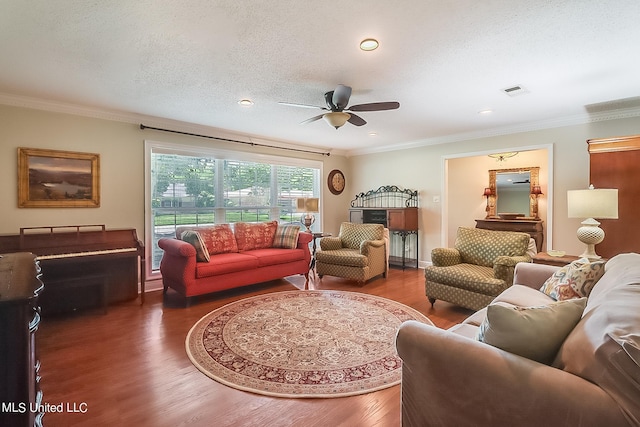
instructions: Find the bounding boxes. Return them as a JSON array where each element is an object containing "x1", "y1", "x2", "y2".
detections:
[{"x1": 487, "y1": 166, "x2": 540, "y2": 219}]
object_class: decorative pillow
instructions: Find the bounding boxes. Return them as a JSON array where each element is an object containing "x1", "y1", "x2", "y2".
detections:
[
  {"x1": 476, "y1": 298, "x2": 587, "y2": 364},
  {"x1": 539, "y1": 258, "x2": 606, "y2": 301},
  {"x1": 272, "y1": 224, "x2": 301, "y2": 249},
  {"x1": 196, "y1": 224, "x2": 238, "y2": 255},
  {"x1": 180, "y1": 230, "x2": 210, "y2": 262},
  {"x1": 234, "y1": 221, "x2": 278, "y2": 251}
]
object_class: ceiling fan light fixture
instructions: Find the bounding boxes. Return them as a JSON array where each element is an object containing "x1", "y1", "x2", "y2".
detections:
[
  {"x1": 323, "y1": 112, "x2": 351, "y2": 129},
  {"x1": 360, "y1": 38, "x2": 379, "y2": 51}
]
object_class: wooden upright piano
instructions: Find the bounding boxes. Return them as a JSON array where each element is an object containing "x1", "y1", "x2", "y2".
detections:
[{"x1": 0, "y1": 225, "x2": 145, "y2": 315}]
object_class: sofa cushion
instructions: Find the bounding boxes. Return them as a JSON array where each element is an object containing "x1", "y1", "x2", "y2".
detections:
[
  {"x1": 425, "y1": 263, "x2": 505, "y2": 295},
  {"x1": 272, "y1": 224, "x2": 300, "y2": 249},
  {"x1": 180, "y1": 230, "x2": 210, "y2": 262},
  {"x1": 316, "y1": 249, "x2": 368, "y2": 267},
  {"x1": 492, "y1": 284, "x2": 557, "y2": 307},
  {"x1": 476, "y1": 297, "x2": 587, "y2": 364},
  {"x1": 455, "y1": 227, "x2": 530, "y2": 267},
  {"x1": 195, "y1": 253, "x2": 259, "y2": 277},
  {"x1": 244, "y1": 247, "x2": 307, "y2": 267},
  {"x1": 234, "y1": 221, "x2": 278, "y2": 251},
  {"x1": 194, "y1": 224, "x2": 239, "y2": 255},
  {"x1": 540, "y1": 257, "x2": 606, "y2": 301}
]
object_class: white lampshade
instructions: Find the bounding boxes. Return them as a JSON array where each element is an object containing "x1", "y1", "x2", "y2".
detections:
[
  {"x1": 323, "y1": 112, "x2": 350, "y2": 129},
  {"x1": 567, "y1": 186, "x2": 618, "y2": 219}
]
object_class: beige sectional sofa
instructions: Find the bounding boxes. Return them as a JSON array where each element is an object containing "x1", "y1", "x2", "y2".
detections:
[{"x1": 397, "y1": 253, "x2": 640, "y2": 426}]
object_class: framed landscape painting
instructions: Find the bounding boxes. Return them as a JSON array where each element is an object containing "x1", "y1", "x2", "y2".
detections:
[{"x1": 18, "y1": 148, "x2": 100, "y2": 208}]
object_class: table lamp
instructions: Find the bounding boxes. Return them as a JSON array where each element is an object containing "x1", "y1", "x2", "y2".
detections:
[
  {"x1": 567, "y1": 185, "x2": 618, "y2": 260},
  {"x1": 296, "y1": 197, "x2": 319, "y2": 232},
  {"x1": 483, "y1": 187, "x2": 493, "y2": 218}
]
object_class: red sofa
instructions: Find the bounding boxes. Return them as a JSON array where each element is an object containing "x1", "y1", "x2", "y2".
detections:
[{"x1": 158, "y1": 221, "x2": 312, "y2": 303}]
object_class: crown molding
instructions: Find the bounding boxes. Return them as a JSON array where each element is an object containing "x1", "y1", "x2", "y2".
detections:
[
  {"x1": 3, "y1": 92, "x2": 637, "y2": 160},
  {"x1": 347, "y1": 106, "x2": 640, "y2": 157},
  {"x1": 0, "y1": 92, "x2": 343, "y2": 158}
]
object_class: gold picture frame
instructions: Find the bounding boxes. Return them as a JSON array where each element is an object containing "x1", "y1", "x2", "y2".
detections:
[{"x1": 18, "y1": 148, "x2": 100, "y2": 208}]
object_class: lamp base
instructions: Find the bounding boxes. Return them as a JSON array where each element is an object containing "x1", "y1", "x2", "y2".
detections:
[
  {"x1": 301, "y1": 213, "x2": 315, "y2": 233},
  {"x1": 576, "y1": 218, "x2": 605, "y2": 261}
]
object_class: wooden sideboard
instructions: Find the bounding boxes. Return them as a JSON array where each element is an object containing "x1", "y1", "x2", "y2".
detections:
[
  {"x1": 0, "y1": 253, "x2": 45, "y2": 427},
  {"x1": 475, "y1": 219, "x2": 544, "y2": 252},
  {"x1": 532, "y1": 252, "x2": 581, "y2": 267},
  {"x1": 350, "y1": 207, "x2": 418, "y2": 231}
]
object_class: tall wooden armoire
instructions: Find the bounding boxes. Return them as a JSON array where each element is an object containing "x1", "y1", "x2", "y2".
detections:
[{"x1": 588, "y1": 135, "x2": 640, "y2": 258}]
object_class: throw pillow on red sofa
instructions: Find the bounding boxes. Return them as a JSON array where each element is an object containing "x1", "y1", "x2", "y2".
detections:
[{"x1": 234, "y1": 221, "x2": 278, "y2": 251}]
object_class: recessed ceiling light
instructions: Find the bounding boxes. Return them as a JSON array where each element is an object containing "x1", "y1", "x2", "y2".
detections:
[
  {"x1": 478, "y1": 109, "x2": 493, "y2": 115},
  {"x1": 238, "y1": 99, "x2": 254, "y2": 106},
  {"x1": 360, "y1": 38, "x2": 379, "y2": 51},
  {"x1": 368, "y1": 132, "x2": 378, "y2": 136}
]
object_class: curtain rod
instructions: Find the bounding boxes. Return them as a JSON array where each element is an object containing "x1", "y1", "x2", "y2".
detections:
[{"x1": 139, "y1": 124, "x2": 331, "y2": 156}]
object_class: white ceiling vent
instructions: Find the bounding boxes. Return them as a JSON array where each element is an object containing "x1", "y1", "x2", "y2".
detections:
[{"x1": 502, "y1": 85, "x2": 528, "y2": 97}]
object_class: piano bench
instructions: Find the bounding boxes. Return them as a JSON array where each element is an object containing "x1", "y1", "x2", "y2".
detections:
[{"x1": 49, "y1": 274, "x2": 109, "y2": 315}]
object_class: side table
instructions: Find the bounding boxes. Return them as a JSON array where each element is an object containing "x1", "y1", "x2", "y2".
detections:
[
  {"x1": 309, "y1": 232, "x2": 331, "y2": 272},
  {"x1": 532, "y1": 252, "x2": 580, "y2": 267}
]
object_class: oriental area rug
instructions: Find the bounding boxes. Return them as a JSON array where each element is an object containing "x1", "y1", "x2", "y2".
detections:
[{"x1": 186, "y1": 290, "x2": 431, "y2": 398}]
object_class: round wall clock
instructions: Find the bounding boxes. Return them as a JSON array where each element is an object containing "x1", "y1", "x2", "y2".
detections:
[{"x1": 328, "y1": 169, "x2": 345, "y2": 195}]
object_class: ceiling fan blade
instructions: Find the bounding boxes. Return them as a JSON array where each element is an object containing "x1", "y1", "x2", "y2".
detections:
[
  {"x1": 347, "y1": 101, "x2": 400, "y2": 112},
  {"x1": 278, "y1": 101, "x2": 327, "y2": 110},
  {"x1": 347, "y1": 113, "x2": 367, "y2": 126},
  {"x1": 300, "y1": 114, "x2": 325, "y2": 125},
  {"x1": 332, "y1": 85, "x2": 352, "y2": 110},
  {"x1": 324, "y1": 90, "x2": 337, "y2": 111}
]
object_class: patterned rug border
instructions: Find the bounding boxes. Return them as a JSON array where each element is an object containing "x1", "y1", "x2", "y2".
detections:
[{"x1": 186, "y1": 290, "x2": 431, "y2": 398}]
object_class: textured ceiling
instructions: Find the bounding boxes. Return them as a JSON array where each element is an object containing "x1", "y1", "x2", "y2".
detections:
[{"x1": 1, "y1": 1, "x2": 640, "y2": 155}]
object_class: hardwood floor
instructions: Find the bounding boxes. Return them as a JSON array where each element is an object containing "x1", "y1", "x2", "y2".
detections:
[{"x1": 37, "y1": 268, "x2": 473, "y2": 427}]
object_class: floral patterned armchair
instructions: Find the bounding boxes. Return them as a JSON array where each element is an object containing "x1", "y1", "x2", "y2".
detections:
[
  {"x1": 316, "y1": 222, "x2": 388, "y2": 285},
  {"x1": 424, "y1": 227, "x2": 532, "y2": 310}
]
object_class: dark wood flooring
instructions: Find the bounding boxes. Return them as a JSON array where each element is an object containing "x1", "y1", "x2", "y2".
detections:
[{"x1": 37, "y1": 268, "x2": 473, "y2": 427}]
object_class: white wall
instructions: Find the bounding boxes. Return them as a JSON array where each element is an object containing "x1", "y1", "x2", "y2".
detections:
[
  {"x1": 3, "y1": 103, "x2": 639, "y2": 266},
  {"x1": 0, "y1": 105, "x2": 350, "y2": 248},
  {"x1": 349, "y1": 116, "x2": 640, "y2": 263}
]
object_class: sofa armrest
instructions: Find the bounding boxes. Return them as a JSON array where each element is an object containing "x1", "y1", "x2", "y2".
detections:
[
  {"x1": 360, "y1": 238, "x2": 385, "y2": 255},
  {"x1": 158, "y1": 237, "x2": 196, "y2": 258},
  {"x1": 493, "y1": 255, "x2": 531, "y2": 286},
  {"x1": 396, "y1": 320, "x2": 627, "y2": 427},
  {"x1": 494, "y1": 254, "x2": 531, "y2": 267},
  {"x1": 431, "y1": 247, "x2": 461, "y2": 266},
  {"x1": 514, "y1": 262, "x2": 561, "y2": 290},
  {"x1": 296, "y1": 232, "x2": 313, "y2": 263},
  {"x1": 297, "y1": 231, "x2": 313, "y2": 247},
  {"x1": 158, "y1": 238, "x2": 197, "y2": 289},
  {"x1": 320, "y1": 236, "x2": 343, "y2": 251},
  {"x1": 360, "y1": 239, "x2": 387, "y2": 270}
]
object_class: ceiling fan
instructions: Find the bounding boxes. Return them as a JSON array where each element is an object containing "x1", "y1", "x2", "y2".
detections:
[{"x1": 279, "y1": 84, "x2": 400, "y2": 129}]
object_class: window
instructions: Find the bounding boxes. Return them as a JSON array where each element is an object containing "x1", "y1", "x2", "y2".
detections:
[{"x1": 145, "y1": 142, "x2": 321, "y2": 274}]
